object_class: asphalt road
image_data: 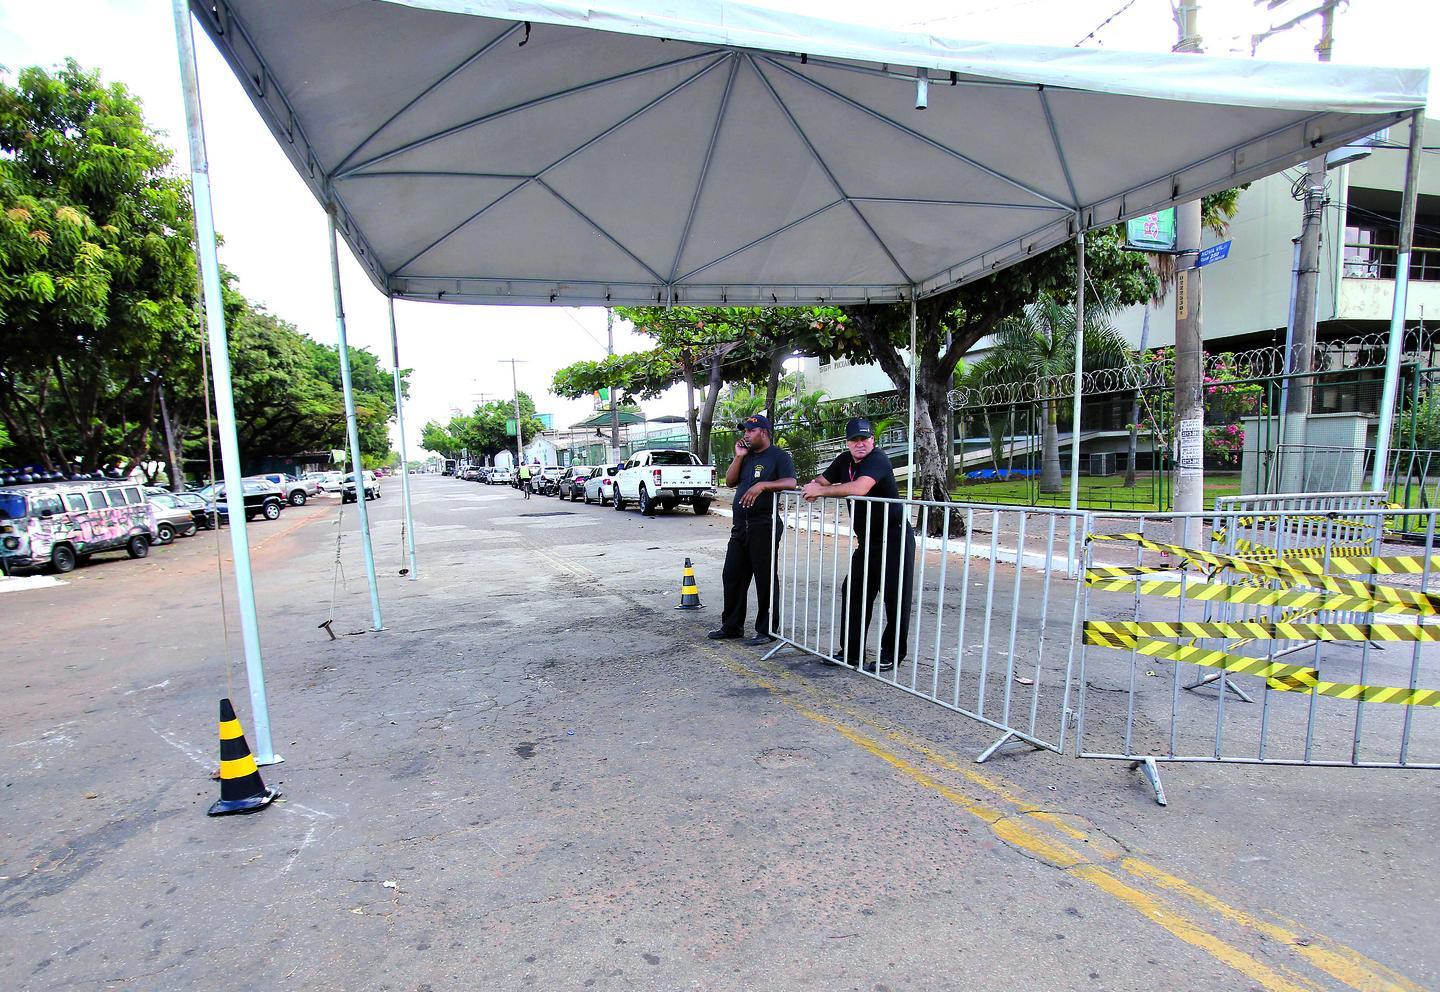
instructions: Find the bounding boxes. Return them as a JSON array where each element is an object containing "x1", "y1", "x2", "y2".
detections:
[{"x1": 1, "y1": 475, "x2": 1436, "y2": 992}]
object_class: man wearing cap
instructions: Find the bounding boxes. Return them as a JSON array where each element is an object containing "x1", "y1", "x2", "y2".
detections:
[
  {"x1": 708, "y1": 414, "x2": 796, "y2": 647},
  {"x1": 801, "y1": 417, "x2": 916, "y2": 671}
]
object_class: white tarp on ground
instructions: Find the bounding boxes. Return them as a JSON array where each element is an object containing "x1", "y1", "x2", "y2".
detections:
[{"x1": 194, "y1": 0, "x2": 1427, "y2": 306}]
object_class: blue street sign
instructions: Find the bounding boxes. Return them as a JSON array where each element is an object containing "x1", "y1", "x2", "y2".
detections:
[{"x1": 1196, "y1": 241, "x2": 1232, "y2": 268}]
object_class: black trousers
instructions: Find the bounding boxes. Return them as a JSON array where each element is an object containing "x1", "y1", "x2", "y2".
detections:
[
  {"x1": 720, "y1": 517, "x2": 785, "y2": 637},
  {"x1": 839, "y1": 524, "x2": 917, "y2": 663}
]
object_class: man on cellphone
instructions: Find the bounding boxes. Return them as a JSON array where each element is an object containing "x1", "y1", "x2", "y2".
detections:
[{"x1": 708, "y1": 414, "x2": 796, "y2": 647}]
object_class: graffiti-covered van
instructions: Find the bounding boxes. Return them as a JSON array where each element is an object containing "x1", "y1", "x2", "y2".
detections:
[{"x1": 0, "y1": 480, "x2": 158, "y2": 575}]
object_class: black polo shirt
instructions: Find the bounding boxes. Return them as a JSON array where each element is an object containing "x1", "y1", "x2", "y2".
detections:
[
  {"x1": 733, "y1": 444, "x2": 795, "y2": 521},
  {"x1": 823, "y1": 446, "x2": 902, "y2": 536}
]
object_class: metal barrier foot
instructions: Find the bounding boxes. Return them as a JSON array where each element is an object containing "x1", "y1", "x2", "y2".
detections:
[
  {"x1": 1131, "y1": 757, "x2": 1167, "y2": 806},
  {"x1": 760, "y1": 641, "x2": 789, "y2": 661},
  {"x1": 976, "y1": 731, "x2": 1043, "y2": 764},
  {"x1": 1182, "y1": 671, "x2": 1255, "y2": 703}
]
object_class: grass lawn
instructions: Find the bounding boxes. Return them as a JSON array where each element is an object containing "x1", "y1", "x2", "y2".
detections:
[{"x1": 945, "y1": 472, "x2": 1242, "y2": 511}]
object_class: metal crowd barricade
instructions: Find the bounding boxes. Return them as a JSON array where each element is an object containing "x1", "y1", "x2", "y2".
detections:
[
  {"x1": 1077, "y1": 506, "x2": 1440, "y2": 804},
  {"x1": 769, "y1": 491, "x2": 1088, "y2": 760}
]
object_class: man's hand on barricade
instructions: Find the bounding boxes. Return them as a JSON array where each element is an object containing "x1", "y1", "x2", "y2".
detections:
[{"x1": 801, "y1": 480, "x2": 828, "y2": 502}]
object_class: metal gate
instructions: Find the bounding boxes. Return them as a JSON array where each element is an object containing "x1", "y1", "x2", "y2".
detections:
[
  {"x1": 1077, "y1": 502, "x2": 1440, "y2": 803},
  {"x1": 770, "y1": 492, "x2": 1087, "y2": 759}
]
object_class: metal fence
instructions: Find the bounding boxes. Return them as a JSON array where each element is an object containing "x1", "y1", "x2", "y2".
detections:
[
  {"x1": 764, "y1": 489, "x2": 1440, "y2": 805},
  {"x1": 1078, "y1": 504, "x2": 1440, "y2": 803},
  {"x1": 770, "y1": 491, "x2": 1087, "y2": 758}
]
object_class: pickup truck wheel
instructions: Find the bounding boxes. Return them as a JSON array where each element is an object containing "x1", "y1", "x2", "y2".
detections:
[
  {"x1": 659, "y1": 500, "x2": 677, "y2": 513},
  {"x1": 51, "y1": 544, "x2": 77, "y2": 574},
  {"x1": 693, "y1": 498, "x2": 712, "y2": 516},
  {"x1": 638, "y1": 487, "x2": 655, "y2": 517},
  {"x1": 263, "y1": 500, "x2": 282, "y2": 520},
  {"x1": 290, "y1": 490, "x2": 307, "y2": 506},
  {"x1": 156, "y1": 522, "x2": 175, "y2": 544},
  {"x1": 126, "y1": 535, "x2": 150, "y2": 559},
  {"x1": 613, "y1": 488, "x2": 626, "y2": 510}
]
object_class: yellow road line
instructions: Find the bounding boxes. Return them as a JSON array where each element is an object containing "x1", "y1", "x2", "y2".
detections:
[{"x1": 706, "y1": 646, "x2": 1423, "y2": 992}]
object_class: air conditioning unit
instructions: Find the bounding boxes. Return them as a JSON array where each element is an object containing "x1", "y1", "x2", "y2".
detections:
[{"x1": 1089, "y1": 452, "x2": 1116, "y2": 477}]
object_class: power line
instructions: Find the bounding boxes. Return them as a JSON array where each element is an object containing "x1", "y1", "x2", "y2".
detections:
[{"x1": 1074, "y1": 0, "x2": 1142, "y2": 47}]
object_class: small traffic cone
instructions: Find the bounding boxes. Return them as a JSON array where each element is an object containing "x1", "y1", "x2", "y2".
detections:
[
  {"x1": 207, "y1": 698, "x2": 279, "y2": 817},
  {"x1": 676, "y1": 557, "x2": 704, "y2": 610}
]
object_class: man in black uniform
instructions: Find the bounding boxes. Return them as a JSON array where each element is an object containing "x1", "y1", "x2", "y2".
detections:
[
  {"x1": 708, "y1": 414, "x2": 796, "y2": 647},
  {"x1": 801, "y1": 417, "x2": 915, "y2": 671}
]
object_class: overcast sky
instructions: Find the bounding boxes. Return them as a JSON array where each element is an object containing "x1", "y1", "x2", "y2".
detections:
[{"x1": 1, "y1": 0, "x2": 1435, "y2": 456}]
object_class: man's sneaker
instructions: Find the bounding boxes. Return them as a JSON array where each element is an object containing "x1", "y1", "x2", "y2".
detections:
[
  {"x1": 706, "y1": 628, "x2": 743, "y2": 640},
  {"x1": 741, "y1": 633, "x2": 776, "y2": 647},
  {"x1": 862, "y1": 654, "x2": 898, "y2": 673}
]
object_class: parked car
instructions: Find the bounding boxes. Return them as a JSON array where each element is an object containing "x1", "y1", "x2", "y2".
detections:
[
  {"x1": 460, "y1": 466, "x2": 480, "y2": 481},
  {"x1": 536, "y1": 466, "x2": 565, "y2": 496},
  {"x1": 249, "y1": 473, "x2": 318, "y2": 506},
  {"x1": 582, "y1": 464, "x2": 623, "y2": 505},
  {"x1": 304, "y1": 471, "x2": 344, "y2": 494},
  {"x1": 557, "y1": 466, "x2": 594, "y2": 501},
  {"x1": 196, "y1": 480, "x2": 286, "y2": 524},
  {"x1": 613, "y1": 449, "x2": 717, "y2": 515},
  {"x1": 489, "y1": 467, "x2": 514, "y2": 485},
  {"x1": 167, "y1": 490, "x2": 214, "y2": 530},
  {"x1": 0, "y1": 479, "x2": 156, "y2": 574},
  {"x1": 341, "y1": 471, "x2": 381, "y2": 503},
  {"x1": 476, "y1": 467, "x2": 492, "y2": 483},
  {"x1": 146, "y1": 492, "x2": 200, "y2": 544}
]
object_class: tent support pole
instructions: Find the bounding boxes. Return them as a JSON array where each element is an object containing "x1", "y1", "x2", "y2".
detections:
[
  {"x1": 1373, "y1": 110, "x2": 1425, "y2": 494},
  {"x1": 170, "y1": 0, "x2": 279, "y2": 764},
  {"x1": 1068, "y1": 227, "x2": 1086, "y2": 576},
  {"x1": 907, "y1": 292, "x2": 918, "y2": 498},
  {"x1": 1069, "y1": 227, "x2": 1086, "y2": 512},
  {"x1": 387, "y1": 295, "x2": 418, "y2": 580},
  {"x1": 328, "y1": 205, "x2": 384, "y2": 631}
]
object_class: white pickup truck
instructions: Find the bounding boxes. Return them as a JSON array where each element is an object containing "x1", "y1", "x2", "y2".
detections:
[{"x1": 613, "y1": 449, "x2": 717, "y2": 516}]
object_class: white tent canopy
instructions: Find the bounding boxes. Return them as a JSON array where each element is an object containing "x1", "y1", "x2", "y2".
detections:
[{"x1": 194, "y1": 0, "x2": 1427, "y2": 307}]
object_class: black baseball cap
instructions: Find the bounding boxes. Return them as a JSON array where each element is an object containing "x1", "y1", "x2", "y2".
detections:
[
  {"x1": 741, "y1": 414, "x2": 771, "y2": 432},
  {"x1": 845, "y1": 417, "x2": 874, "y2": 440}
]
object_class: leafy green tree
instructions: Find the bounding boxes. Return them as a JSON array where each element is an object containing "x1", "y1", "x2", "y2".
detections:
[
  {"x1": 837, "y1": 225, "x2": 1158, "y2": 513},
  {"x1": 970, "y1": 295, "x2": 1127, "y2": 493},
  {"x1": 421, "y1": 396, "x2": 545, "y2": 462},
  {"x1": 0, "y1": 59, "x2": 197, "y2": 472},
  {"x1": 552, "y1": 306, "x2": 844, "y2": 462}
]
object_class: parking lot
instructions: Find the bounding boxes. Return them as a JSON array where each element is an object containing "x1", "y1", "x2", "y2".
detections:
[{"x1": 2, "y1": 474, "x2": 1437, "y2": 992}]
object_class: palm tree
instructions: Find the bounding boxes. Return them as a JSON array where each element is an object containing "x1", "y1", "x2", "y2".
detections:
[{"x1": 981, "y1": 295, "x2": 1128, "y2": 494}]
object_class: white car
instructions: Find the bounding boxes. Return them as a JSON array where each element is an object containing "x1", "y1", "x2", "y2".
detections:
[
  {"x1": 489, "y1": 467, "x2": 514, "y2": 485},
  {"x1": 582, "y1": 465, "x2": 622, "y2": 505},
  {"x1": 613, "y1": 449, "x2": 716, "y2": 516},
  {"x1": 341, "y1": 471, "x2": 381, "y2": 503}
]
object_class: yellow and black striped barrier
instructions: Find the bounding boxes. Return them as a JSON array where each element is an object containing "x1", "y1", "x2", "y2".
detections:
[
  {"x1": 1084, "y1": 574, "x2": 1432, "y2": 617},
  {"x1": 1086, "y1": 617, "x2": 1440, "y2": 643}
]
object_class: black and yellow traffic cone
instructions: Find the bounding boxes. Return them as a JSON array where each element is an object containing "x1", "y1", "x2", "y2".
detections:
[
  {"x1": 207, "y1": 698, "x2": 279, "y2": 816},
  {"x1": 676, "y1": 557, "x2": 704, "y2": 610}
]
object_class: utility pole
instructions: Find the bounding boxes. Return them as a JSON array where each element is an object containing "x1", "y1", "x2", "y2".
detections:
[
  {"x1": 1279, "y1": 0, "x2": 1338, "y2": 491},
  {"x1": 607, "y1": 308, "x2": 622, "y2": 461},
  {"x1": 500, "y1": 359, "x2": 526, "y2": 467},
  {"x1": 1171, "y1": 0, "x2": 1205, "y2": 519}
]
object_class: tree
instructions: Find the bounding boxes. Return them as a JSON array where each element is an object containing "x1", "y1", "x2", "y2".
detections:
[
  {"x1": 551, "y1": 306, "x2": 845, "y2": 462},
  {"x1": 971, "y1": 295, "x2": 1127, "y2": 493},
  {"x1": 835, "y1": 226, "x2": 1157, "y2": 516},
  {"x1": 0, "y1": 60, "x2": 198, "y2": 473},
  {"x1": 420, "y1": 395, "x2": 545, "y2": 462}
]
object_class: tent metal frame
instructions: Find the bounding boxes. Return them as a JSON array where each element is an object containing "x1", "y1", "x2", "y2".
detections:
[{"x1": 172, "y1": 0, "x2": 1426, "y2": 761}]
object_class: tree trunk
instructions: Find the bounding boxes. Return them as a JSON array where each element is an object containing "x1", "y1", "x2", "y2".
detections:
[
  {"x1": 764, "y1": 348, "x2": 786, "y2": 424},
  {"x1": 696, "y1": 345, "x2": 736, "y2": 464},
  {"x1": 1040, "y1": 398, "x2": 1062, "y2": 493},
  {"x1": 158, "y1": 383, "x2": 185, "y2": 490},
  {"x1": 680, "y1": 349, "x2": 699, "y2": 455}
]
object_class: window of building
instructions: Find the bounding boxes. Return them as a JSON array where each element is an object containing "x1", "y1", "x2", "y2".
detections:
[{"x1": 1343, "y1": 207, "x2": 1440, "y2": 281}]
